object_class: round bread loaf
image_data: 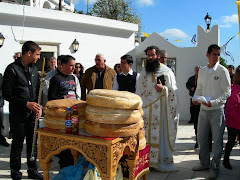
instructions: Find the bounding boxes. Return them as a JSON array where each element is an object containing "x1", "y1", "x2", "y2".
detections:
[
  {"x1": 85, "y1": 105, "x2": 142, "y2": 124},
  {"x1": 139, "y1": 119, "x2": 144, "y2": 129},
  {"x1": 139, "y1": 137, "x2": 146, "y2": 150},
  {"x1": 87, "y1": 89, "x2": 143, "y2": 109},
  {"x1": 44, "y1": 99, "x2": 86, "y2": 118},
  {"x1": 139, "y1": 128, "x2": 145, "y2": 139},
  {"x1": 84, "y1": 120, "x2": 140, "y2": 137},
  {"x1": 43, "y1": 99, "x2": 87, "y2": 130},
  {"x1": 44, "y1": 117, "x2": 86, "y2": 130}
]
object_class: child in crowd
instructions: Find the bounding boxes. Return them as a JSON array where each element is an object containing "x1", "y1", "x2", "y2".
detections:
[{"x1": 223, "y1": 65, "x2": 240, "y2": 170}]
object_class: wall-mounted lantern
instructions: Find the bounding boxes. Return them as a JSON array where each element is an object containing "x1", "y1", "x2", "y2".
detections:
[
  {"x1": 72, "y1": 39, "x2": 79, "y2": 52},
  {"x1": 0, "y1": 32, "x2": 5, "y2": 48}
]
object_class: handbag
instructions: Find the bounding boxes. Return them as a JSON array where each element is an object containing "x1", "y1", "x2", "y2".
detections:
[
  {"x1": 53, "y1": 156, "x2": 95, "y2": 180},
  {"x1": 54, "y1": 156, "x2": 123, "y2": 180}
]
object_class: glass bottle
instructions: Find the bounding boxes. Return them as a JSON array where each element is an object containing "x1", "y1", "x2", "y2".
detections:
[
  {"x1": 65, "y1": 107, "x2": 72, "y2": 134},
  {"x1": 71, "y1": 106, "x2": 79, "y2": 135}
]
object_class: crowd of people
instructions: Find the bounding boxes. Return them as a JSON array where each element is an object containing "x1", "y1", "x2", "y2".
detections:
[{"x1": 0, "y1": 41, "x2": 239, "y2": 180}]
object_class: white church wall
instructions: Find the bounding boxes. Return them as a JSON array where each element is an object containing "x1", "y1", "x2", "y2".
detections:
[{"x1": 0, "y1": 2, "x2": 138, "y2": 113}]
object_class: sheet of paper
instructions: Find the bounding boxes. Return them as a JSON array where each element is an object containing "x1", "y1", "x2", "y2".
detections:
[{"x1": 192, "y1": 95, "x2": 212, "y2": 104}]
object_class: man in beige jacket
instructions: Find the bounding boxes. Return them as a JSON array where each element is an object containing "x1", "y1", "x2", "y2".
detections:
[{"x1": 80, "y1": 53, "x2": 116, "y2": 100}]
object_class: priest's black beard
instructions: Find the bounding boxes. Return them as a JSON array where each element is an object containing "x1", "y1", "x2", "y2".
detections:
[{"x1": 145, "y1": 59, "x2": 160, "y2": 73}]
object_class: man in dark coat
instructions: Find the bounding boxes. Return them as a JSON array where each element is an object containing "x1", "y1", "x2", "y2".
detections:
[
  {"x1": 3, "y1": 41, "x2": 43, "y2": 180},
  {"x1": 186, "y1": 66, "x2": 201, "y2": 123},
  {"x1": 0, "y1": 73, "x2": 9, "y2": 147}
]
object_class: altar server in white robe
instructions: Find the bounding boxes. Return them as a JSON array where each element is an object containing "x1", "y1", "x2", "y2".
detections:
[{"x1": 136, "y1": 46, "x2": 179, "y2": 172}]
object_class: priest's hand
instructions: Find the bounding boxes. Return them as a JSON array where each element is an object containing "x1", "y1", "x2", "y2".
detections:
[{"x1": 155, "y1": 79, "x2": 163, "y2": 92}]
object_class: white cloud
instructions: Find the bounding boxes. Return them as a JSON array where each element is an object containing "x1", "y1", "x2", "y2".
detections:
[
  {"x1": 221, "y1": 14, "x2": 238, "y2": 24},
  {"x1": 160, "y1": 29, "x2": 189, "y2": 39},
  {"x1": 137, "y1": 0, "x2": 154, "y2": 6},
  {"x1": 219, "y1": 24, "x2": 232, "y2": 28}
]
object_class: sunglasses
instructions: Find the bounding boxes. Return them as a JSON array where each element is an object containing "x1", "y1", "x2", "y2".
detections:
[{"x1": 75, "y1": 66, "x2": 81, "y2": 68}]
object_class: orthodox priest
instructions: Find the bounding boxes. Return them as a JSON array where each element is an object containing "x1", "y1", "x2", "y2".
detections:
[{"x1": 136, "y1": 46, "x2": 179, "y2": 172}]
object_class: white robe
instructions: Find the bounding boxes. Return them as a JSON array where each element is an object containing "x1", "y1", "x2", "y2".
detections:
[{"x1": 136, "y1": 63, "x2": 179, "y2": 172}]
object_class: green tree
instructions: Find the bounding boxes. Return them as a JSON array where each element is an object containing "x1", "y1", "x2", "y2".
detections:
[
  {"x1": 90, "y1": 0, "x2": 141, "y2": 31},
  {"x1": 220, "y1": 57, "x2": 227, "y2": 68}
]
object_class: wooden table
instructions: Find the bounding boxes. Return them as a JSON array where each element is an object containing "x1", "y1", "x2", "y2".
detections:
[{"x1": 37, "y1": 128, "x2": 139, "y2": 180}]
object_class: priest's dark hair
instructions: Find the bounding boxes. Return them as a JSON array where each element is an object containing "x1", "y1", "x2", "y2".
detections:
[{"x1": 144, "y1": 46, "x2": 160, "y2": 55}]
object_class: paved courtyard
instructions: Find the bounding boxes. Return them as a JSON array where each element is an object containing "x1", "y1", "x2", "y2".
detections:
[{"x1": 0, "y1": 120, "x2": 239, "y2": 180}]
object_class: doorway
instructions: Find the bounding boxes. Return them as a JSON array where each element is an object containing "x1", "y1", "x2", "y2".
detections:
[{"x1": 35, "y1": 52, "x2": 54, "y2": 72}]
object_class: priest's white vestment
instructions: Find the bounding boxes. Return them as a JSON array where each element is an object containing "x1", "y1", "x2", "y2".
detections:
[{"x1": 136, "y1": 63, "x2": 179, "y2": 172}]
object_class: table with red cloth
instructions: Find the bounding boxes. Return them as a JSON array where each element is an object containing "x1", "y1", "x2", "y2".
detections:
[
  {"x1": 119, "y1": 145, "x2": 150, "y2": 180},
  {"x1": 36, "y1": 128, "x2": 140, "y2": 180}
]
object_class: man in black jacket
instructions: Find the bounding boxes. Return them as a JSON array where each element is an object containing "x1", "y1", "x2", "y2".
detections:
[
  {"x1": 186, "y1": 66, "x2": 201, "y2": 123},
  {"x1": 3, "y1": 41, "x2": 43, "y2": 180},
  {"x1": 0, "y1": 73, "x2": 9, "y2": 147}
]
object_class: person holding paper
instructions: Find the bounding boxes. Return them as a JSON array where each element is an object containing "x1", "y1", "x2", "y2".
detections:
[{"x1": 192, "y1": 44, "x2": 231, "y2": 179}]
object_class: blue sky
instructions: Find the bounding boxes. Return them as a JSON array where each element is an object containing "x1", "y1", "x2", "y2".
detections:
[{"x1": 73, "y1": 0, "x2": 240, "y2": 66}]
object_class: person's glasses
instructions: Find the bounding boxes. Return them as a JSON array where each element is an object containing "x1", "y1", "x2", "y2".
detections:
[{"x1": 75, "y1": 66, "x2": 80, "y2": 68}]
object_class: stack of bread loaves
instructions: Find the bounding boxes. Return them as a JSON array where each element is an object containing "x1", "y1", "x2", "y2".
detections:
[
  {"x1": 85, "y1": 89, "x2": 146, "y2": 150},
  {"x1": 43, "y1": 99, "x2": 87, "y2": 130}
]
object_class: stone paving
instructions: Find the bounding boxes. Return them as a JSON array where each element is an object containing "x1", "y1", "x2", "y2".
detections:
[{"x1": 0, "y1": 120, "x2": 239, "y2": 180}]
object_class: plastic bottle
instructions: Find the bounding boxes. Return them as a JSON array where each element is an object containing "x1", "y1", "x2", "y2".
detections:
[
  {"x1": 71, "y1": 106, "x2": 79, "y2": 135},
  {"x1": 65, "y1": 107, "x2": 72, "y2": 134}
]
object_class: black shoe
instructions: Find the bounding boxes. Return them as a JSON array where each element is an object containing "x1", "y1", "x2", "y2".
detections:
[
  {"x1": 234, "y1": 141, "x2": 238, "y2": 147},
  {"x1": 7, "y1": 131, "x2": 12, "y2": 139},
  {"x1": 194, "y1": 142, "x2": 198, "y2": 149},
  {"x1": 27, "y1": 169, "x2": 43, "y2": 180},
  {"x1": 223, "y1": 161, "x2": 232, "y2": 170},
  {"x1": 188, "y1": 120, "x2": 194, "y2": 123},
  {"x1": 11, "y1": 170, "x2": 22, "y2": 180},
  {"x1": 0, "y1": 135, "x2": 10, "y2": 147}
]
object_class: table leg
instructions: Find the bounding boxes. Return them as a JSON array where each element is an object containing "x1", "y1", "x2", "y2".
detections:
[
  {"x1": 126, "y1": 159, "x2": 138, "y2": 180},
  {"x1": 142, "y1": 174, "x2": 147, "y2": 180},
  {"x1": 41, "y1": 159, "x2": 53, "y2": 180},
  {"x1": 71, "y1": 150, "x2": 80, "y2": 164},
  {"x1": 100, "y1": 176, "x2": 115, "y2": 180}
]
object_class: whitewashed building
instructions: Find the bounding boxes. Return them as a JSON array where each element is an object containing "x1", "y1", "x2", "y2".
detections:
[
  {"x1": 1, "y1": 0, "x2": 74, "y2": 12},
  {"x1": 0, "y1": 2, "x2": 138, "y2": 113}
]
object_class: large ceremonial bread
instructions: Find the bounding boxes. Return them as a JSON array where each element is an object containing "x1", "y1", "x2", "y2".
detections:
[
  {"x1": 43, "y1": 99, "x2": 87, "y2": 130},
  {"x1": 86, "y1": 105, "x2": 143, "y2": 124},
  {"x1": 87, "y1": 89, "x2": 143, "y2": 109},
  {"x1": 84, "y1": 120, "x2": 140, "y2": 137},
  {"x1": 85, "y1": 89, "x2": 144, "y2": 138}
]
